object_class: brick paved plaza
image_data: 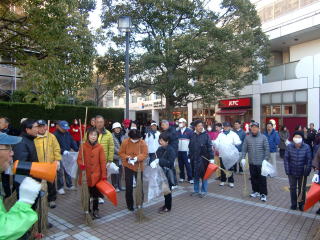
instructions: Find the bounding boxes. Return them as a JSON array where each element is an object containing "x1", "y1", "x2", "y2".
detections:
[{"x1": 45, "y1": 157, "x2": 320, "y2": 240}]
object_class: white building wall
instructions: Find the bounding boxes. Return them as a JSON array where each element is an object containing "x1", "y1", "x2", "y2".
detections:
[{"x1": 290, "y1": 39, "x2": 320, "y2": 62}]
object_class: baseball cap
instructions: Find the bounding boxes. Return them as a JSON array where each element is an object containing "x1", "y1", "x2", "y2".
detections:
[
  {"x1": 178, "y1": 118, "x2": 187, "y2": 123},
  {"x1": 0, "y1": 133, "x2": 22, "y2": 145},
  {"x1": 223, "y1": 122, "x2": 231, "y2": 127},
  {"x1": 58, "y1": 120, "x2": 70, "y2": 130},
  {"x1": 251, "y1": 122, "x2": 260, "y2": 127},
  {"x1": 37, "y1": 120, "x2": 47, "y2": 126},
  {"x1": 151, "y1": 122, "x2": 157, "y2": 126}
]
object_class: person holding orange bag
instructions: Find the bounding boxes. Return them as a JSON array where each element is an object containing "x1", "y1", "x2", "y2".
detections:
[{"x1": 77, "y1": 128, "x2": 107, "y2": 219}]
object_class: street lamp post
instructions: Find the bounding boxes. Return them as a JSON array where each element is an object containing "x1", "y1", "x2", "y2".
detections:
[{"x1": 118, "y1": 16, "x2": 132, "y2": 119}]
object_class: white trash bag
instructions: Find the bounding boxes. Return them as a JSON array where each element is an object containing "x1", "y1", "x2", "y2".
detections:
[
  {"x1": 107, "y1": 162, "x2": 119, "y2": 177},
  {"x1": 143, "y1": 165, "x2": 170, "y2": 202},
  {"x1": 261, "y1": 160, "x2": 276, "y2": 177},
  {"x1": 61, "y1": 152, "x2": 78, "y2": 179},
  {"x1": 217, "y1": 143, "x2": 239, "y2": 170}
]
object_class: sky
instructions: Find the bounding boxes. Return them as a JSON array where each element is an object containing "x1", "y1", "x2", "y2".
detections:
[{"x1": 88, "y1": 0, "x2": 223, "y2": 55}]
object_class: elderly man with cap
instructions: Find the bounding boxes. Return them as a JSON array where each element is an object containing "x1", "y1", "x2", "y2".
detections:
[
  {"x1": 214, "y1": 122, "x2": 241, "y2": 188},
  {"x1": 111, "y1": 122, "x2": 127, "y2": 192},
  {"x1": 0, "y1": 132, "x2": 42, "y2": 240},
  {"x1": 176, "y1": 118, "x2": 193, "y2": 184},
  {"x1": 284, "y1": 131, "x2": 312, "y2": 210},
  {"x1": 144, "y1": 121, "x2": 160, "y2": 164},
  {"x1": 54, "y1": 120, "x2": 78, "y2": 195},
  {"x1": 34, "y1": 120, "x2": 61, "y2": 208},
  {"x1": 241, "y1": 122, "x2": 270, "y2": 202}
]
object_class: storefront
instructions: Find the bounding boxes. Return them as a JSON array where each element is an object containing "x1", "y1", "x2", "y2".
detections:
[
  {"x1": 192, "y1": 100, "x2": 215, "y2": 126},
  {"x1": 216, "y1": 97, "x2": 253, "y2": 125},
  {"x1": 261, "y1": 90, "x2": 308, "y2": 135}
]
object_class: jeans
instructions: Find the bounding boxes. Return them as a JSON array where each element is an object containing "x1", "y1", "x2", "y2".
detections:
[
  {"x1": 111, "y1": 159, "x2": 123, "y2": 190},
  {"x1": 57, "y1": 161, "x2": 72, "y2": 189},
  {"x1": 288, "y1": 175, "x2": 307, "y2": 208},
  {"x1": 125, "y1": 167, "x2": 144, "y2": 210},
  {"x1": 249, "y1": 164, "x2": 267, "y2": 195},
  {"x1": 178, "y1": 151, "x2": 192, "y2": 181},
  {"x1": 194, "y1": 177, "x2": 208, "y2": 193},
  {"x1": 220, "y1": 158, "x2": 234, "y2": 183}
]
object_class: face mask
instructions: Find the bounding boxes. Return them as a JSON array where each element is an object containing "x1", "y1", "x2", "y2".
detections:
[
  {"x1": 179, "y1": 123, "x2": 184, "y2": 128},
  {"x1": 50, "y1": 124, "x2": 55, "y2": 127},
  {"x1": 207, "y1": 127, "x2": 212, "y2": 131},
  {"x1": 131, "y1": 139, "x2": 139, "y2": 143},
  {"x1": 131, "y1": 127, "x2": 137, "y2": 130},
  {"x1": 293, "y1": 137, "x2": 302, "y2": 144}
]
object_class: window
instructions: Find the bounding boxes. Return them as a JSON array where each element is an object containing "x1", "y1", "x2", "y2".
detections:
[
  {"x1": 261, "y1": 94, "x2": 271, "y2": 104},
  {"x1": 283, "y1": 92, "x2": 294, "y2": 103},
  {"x1": 296, "y1": 90, "x2": 307, "y2": 102},
  {"x1": 283, "y1": 105, "x2": 293, "y2": 114},
  {"x1": 131, "y1": 95, "x2": 137, "y2": 103},
  {"x1": 271, "y1": 93, "x2": 281, "y2": 104},
  {"x1": 193, "y1": 110, "x2": 197, "y2": 116},
  {"x1": 296, "y1": 104, "x2": 307, "y2": 114},
  {"x1": 272, "y1": 105, "x2": 281, "y2": 114},
  {"x1": 114, "y1": 97, "x2": 119, "y2": 106},
  {"x1": 262, "y1": 105, "x2": 271, "y2": 115}
]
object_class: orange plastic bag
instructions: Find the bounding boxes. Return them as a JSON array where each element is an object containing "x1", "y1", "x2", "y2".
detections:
[
  {"x1": 203, "y1": 163, "x2": 218, "y2": 180},
  {"x1": 304, "y1": 183, "x2": 320, "y2": 211},
  {"x1": 96, "y1": 180, "x2": 118, "y2": 207}
]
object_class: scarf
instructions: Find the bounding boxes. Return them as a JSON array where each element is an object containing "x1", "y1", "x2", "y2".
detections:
[
  {"x1": 148, "y1": 130, "x2": 157, "y2": 139},
  {"x1": 223, "y1": 130, "x2": 230, "y2": 135},
  {"x1": 114, "y1": 132, "x2": 123, "y2": 144}
]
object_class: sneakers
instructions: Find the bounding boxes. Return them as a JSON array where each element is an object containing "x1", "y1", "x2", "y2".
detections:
[
  {"x1": 199, "y1": 192, "x2": 207, "y2": 198},
  {"x1": 190, "y1": 192, "x2": 199, "y2": 197},
  {"x1": 260, "y1": 194, "x2": 267, "y2": 202},
  {"x1": 49, "y1": 201, "x2": 56, "y2": 209},
  {"x1": 66, "y1": 186, "x2": 76, "y2": 191},
  {"x1": 92, "y1": 210, "x2": 101, "y2": 219},
  {"x1": 250, "y1": 192, "x2": 260, "y2": 198},
  {"x1": 189, "y1": 180, "x2": 194, "y2": 184},
  {"x1": 115, "y1": 188, "x2": 120, "y2": 193},
  {"x1": 172, "y1": 185, "x2": 178, "y2": 190},
  {"x1": 57, "y1": 188, "x2": 65, "y2": 195},
  {"x1": 98, "y1": 198, "x2": 105, "y2": 204},
  {"x1": 179, "y1": 179, "x2": 184, "y2": 183},
  {"x1": 219, "y1": 182, "x2": 225, "y2": 186},
  {"x1": 229, "y1": 183, "x2": 234, "y2": 188}
]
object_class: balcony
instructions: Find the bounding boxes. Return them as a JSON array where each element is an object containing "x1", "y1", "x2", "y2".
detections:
[{"x1": 262, "y1": 61, "x2": 299, "y2": 83}]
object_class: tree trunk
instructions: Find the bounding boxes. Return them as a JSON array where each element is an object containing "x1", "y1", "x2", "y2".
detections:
[{"x1": 163, "y1": 96, "x2": 175, "y2": 121}]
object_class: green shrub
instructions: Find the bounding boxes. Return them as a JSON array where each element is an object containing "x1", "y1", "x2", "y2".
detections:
[{"x1": 0, "y1": 101, "x2": 124, "y2": 128}]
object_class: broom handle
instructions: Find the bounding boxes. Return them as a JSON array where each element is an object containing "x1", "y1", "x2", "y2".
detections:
[
  {"x1": 84, "y1": 107, "x2": 88, "y2": 128},
  {"x1": 79, "y1": 119, "x2": 85, "y2": 166},
  {"x1": 45, "y1": 120, "x2": 50, "y2": 163},
  {"x1": 201, "y1": 156, "x2": 231, "y2": 175}
]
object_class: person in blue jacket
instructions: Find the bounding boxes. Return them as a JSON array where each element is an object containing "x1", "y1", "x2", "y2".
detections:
[{"x1": 264, "y1": 122, "x2": 280, "y2": 174}]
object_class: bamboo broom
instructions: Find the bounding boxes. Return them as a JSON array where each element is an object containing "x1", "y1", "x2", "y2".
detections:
[
  {"x1": 79, "y1": 119, "x2": 92, "y2": 226},
  {"x1": 242, "y1": 156, "x2": 249, "y2": 197},
  {"x1": 297, "y1": 165, "x2": 306, "y2": 203},
  {"x1": 135, "y1": 162, "x2": 148, "y2": 223}
]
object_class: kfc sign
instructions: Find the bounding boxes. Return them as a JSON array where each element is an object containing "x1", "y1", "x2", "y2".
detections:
[{"x1": 219, "y1": 98, "x2": 252, "y2": 108}]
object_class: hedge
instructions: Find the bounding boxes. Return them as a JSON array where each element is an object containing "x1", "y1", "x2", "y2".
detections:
[{"x1": 0, "y1": 101, "x2": 124, "y2": 128}]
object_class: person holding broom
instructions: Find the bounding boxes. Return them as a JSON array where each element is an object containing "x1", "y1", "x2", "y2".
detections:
[
  {"x1": 119, "y1": 129, "x2": 148, "y2": 212},
  {"x1": 284, "y1": 131, "x2": 312, "y2": 211},
  {"x1": 77, "y1": 128, "x2": 107, "y2": 219}
]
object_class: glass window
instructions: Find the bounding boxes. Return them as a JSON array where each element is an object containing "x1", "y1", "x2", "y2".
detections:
[
  {"x1": 272, "y1": 105, "x2": 281, "y2": 114},
  {"x1": 193, "y1": 110, "x2": 197, "y2": 116},
  {"x1": 271, "y1": 93, "x2": 282, "y2": 104},
  {"x1": 210, "y1": 110, "x2": 215, "y2": 116},
  {"x1": 261, "y1": 94, "x2": 270, "y2": 104},
  {"x1": 283, "y1": 105, "x2": 293, "y2": 114},
  {"x1": 262, "y1": 105, "x2": 271, "y2": 115},
  {"x1": 296, "y1": 104, "x2": 307, "y2": 114},
  {"x1": 283, "y1": 92, "x2": 294, "y2": 103},
  {"x1": 296, "y1": 90, "x2": 307, "y2": 102},
  {"x1": 192, "y1": 102, "x2": 197, "y2": 109},
  {"x1": 131, "y1": 95, "x2": 137, "y2": 103}
]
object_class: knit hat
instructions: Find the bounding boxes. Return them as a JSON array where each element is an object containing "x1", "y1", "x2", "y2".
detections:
[{"x1": 293, "y1": 131, "x2": 304, "y2": 139}]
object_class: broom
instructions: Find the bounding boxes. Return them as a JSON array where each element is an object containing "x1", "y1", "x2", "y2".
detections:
[
  {"x1": 201, "y1": 156, "x2": 232, "y2": 178},
  {"x1": 135, "y1": 162, "x2": 148, "y2": 223},
  {"x1": 242, "y1": 156, "x2": 249, "y2": 197},
  {"x1": 79, "y1": 119, "x2": 92, "y2": 226}
]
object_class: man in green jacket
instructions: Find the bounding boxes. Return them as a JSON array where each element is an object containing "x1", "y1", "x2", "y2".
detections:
[
  {"x1": 0, "y1": 132, "x2": 41, "y2": 240},
  {"x1": 95, "y1": 115, "x2": 114, "y2": 162}
]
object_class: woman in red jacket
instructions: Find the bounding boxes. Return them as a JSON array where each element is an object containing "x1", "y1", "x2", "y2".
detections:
[
  {"x1": 77, "y1": 127, "x2": 107, "y2": 219},
  {"x1": 69, "y1": 119, "x2": 83, "y2": 147}
]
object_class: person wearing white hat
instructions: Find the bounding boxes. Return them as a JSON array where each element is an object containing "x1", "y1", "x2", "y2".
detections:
[
  {"x1": 176, "y1": 118, "x2": 194, "y2": 184},
  {"x1": 145, "y1": 121, "x2": 160, "y2": 164},
  {"x1": 111, "y1": 122, "x2": 127, "y2": 192}
]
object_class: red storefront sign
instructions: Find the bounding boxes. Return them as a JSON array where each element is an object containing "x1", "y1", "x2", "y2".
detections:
[{"x1": 219, "y1": 98, "x2": 252, "y2": 109}]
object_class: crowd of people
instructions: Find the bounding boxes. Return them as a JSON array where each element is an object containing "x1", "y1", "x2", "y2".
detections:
[{"x1": 1, "y1": 114, "x2": 320, "y2": 239}]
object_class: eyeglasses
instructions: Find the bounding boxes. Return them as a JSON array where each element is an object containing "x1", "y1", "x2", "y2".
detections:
[{"x1": 0, "y1": 145, "x2": 12, "y2": 151}]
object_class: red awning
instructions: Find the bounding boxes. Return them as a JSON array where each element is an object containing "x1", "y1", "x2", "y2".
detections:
[{"x1": 216, "y1": 109, "x2": 247, "y2": 116}]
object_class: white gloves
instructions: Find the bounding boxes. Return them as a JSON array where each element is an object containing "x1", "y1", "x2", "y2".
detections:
[
  {"x1": 150, "y1": 158, "x2": 159, "y2": 169},
  {"x1": 56, "y1": 161, "x2": 60, "y2": 171},
  {"x1": 312, "y1": 174, "x2": 319, "y2": 183},
  {"x1": 128, "y1": 157, "x2": 137, "y2": 166},
  {"x1": 18, "y1": 177, "x2": 41, "y2": 205},
  {"x1": 241, "y1": 159, "x2": 246, "y2": 169},
  {"x1": 209, "y1": 159, "x2": 215, "y2": 164},
  {"x1": 63, "y1": 150, "x2": 69, "y2": 156}
]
